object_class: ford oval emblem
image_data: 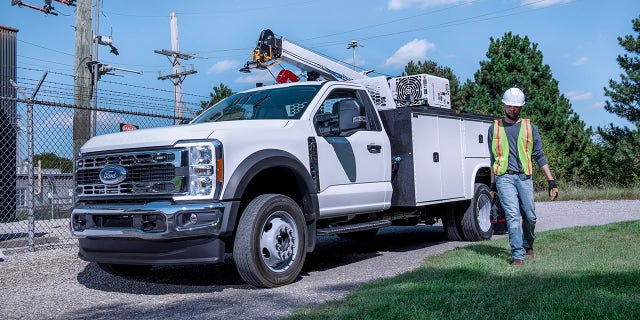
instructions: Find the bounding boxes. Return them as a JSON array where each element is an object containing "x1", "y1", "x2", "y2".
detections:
[{"x1": 99, "y1": 165, "x2": 127, "y2": 185}]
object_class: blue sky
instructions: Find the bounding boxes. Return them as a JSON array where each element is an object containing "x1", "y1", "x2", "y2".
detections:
[{"x1": 2, "y1": 0, "x2": 638, "y2": 129}]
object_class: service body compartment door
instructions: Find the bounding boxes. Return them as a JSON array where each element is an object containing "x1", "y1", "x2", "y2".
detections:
[
  {"x1": 411, "y1": 114, "x2": 464, "y2": 203},
  {"x1": 411, "y1": 116, "x2": 442, "y2": 201},
  {"x1": 437, "y1": 117, "x2": 464, "y2": 199}
]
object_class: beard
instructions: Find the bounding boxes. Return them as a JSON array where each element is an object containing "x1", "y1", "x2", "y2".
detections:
[{"x1": 505, "y1": 112, "x2": 519, "y2": 122}]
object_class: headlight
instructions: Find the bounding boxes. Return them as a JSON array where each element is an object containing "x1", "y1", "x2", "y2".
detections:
[{"x1": 174, "y1": 141, "x2": 223, "y2": 200}]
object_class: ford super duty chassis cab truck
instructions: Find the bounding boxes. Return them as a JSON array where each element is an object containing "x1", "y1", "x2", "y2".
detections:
[
  {"x1": 70, "y1": 77, "x2": 497, "y2": 287},
  {"x1": 71, "y1": 29, "x2": 497, "y2": 288}
]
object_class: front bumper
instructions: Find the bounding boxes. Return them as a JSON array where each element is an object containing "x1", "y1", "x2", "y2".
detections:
[{"x1": 71, "y1": 200, "x2": 240, "y2": 265}]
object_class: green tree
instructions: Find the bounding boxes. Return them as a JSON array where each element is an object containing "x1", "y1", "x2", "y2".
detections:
[
  {"x1": 403, "y1": 60, "x2": 463, "y2": 111},
  {"x1": 461, "y1": 32, "x2": 591, "y2": 184},
  {"x1": 591, "y1": 15, "x2": 640, "y2": 187},
  {"x1": 588, "y1": 125, "x2": 640, "y2": 186},
  {"x1": 199, "y1": 83, "x2": 235, "y2": 115},
  {"x1": 603, "y1": 15, "x2": 640, "y2": 123},
  {"x1": 33, "y1": 152, "x2": 73, "y2": 173}
]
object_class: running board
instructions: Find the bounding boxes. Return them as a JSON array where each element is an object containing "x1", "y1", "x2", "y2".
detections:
[{"x1": 316, "y1": 220, "x2": 392, "y2": 236}]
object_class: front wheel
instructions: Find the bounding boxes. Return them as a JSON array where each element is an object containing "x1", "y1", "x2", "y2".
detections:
[
  {"x1": 233, "y1": 194, "x2": 307, "y2": 288},
  {"x1": 460, "y1": 183, "x2": 494, "y2": 241}
]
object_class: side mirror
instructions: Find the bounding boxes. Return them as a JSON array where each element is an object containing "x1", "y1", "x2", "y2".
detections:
[{"x1": 335, "y1": 99, "x2": 367, "y2": 132}]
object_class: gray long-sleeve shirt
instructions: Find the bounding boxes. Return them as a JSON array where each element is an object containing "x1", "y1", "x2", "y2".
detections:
[{"x1": 487, "y1": 118, "x2": 548, "y2": 174}]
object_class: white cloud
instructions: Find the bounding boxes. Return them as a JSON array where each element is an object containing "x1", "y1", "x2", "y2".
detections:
[
  {"x1": 235, "y1": 69, "x2": 276, "y2": 85},
  {"x1": 385, "y1": 39, "x2": 436, "y2": 68},
  {"x1": 571, "y1": 57, "x2": 588, "y2": 66},
  {"x1": 388, "y1": 0, "x2": 474, "y2": 10},
  {"x1": 343, "y1": 56, "x2": 367, "y2": 67},
  {"x1": 591, "y1": 101, "x2": 606, "y2": 109},
  {"x1": 523, "y1": 0, "x2": 573, "y2": 9},
  {"x1": 37, "y1": 112, "x2": 126, "y2": 129},
  {"x1": 207, "y1": 60, "x2": 239, "y2": 74},
  {"x1": 565, "y1": 91, "x2": 593, "y2": 101},
  {"x1": 97, "y1": 112, "x2": 127, "y2": 126},
  {"x1": 37, "y1": 113, "x2": 73, "y2": 129}
]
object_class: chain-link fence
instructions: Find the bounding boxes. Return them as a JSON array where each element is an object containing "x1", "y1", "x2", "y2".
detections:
[{"x1": 1, "y1": 72, "x2": 193, "y2": 254}]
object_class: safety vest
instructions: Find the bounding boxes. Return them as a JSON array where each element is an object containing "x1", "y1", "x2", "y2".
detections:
[{"x1": 491, "y1": 118, "x2": 533, "y2": 176}]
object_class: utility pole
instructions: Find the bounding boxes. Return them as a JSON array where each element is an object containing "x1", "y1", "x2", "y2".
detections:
[
  {"x1": 346, "y1": 40, "x2": 364, "y2": 71},
  {"x1": 155, "y1": 12, "x2": 196, "y2": 124},
  {"x1": 90, "y1": 0, "x2": 100, "y2": 137},
  {"x1": 72, "y1": 0, "x2": 91, "y2": 155}
]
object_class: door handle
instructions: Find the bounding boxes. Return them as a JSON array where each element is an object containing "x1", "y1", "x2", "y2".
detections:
[{"x1": 367, "y1": 144, "x2": 382, "y2": 153}]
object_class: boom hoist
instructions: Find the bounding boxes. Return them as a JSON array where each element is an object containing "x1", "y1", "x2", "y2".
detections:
[{"x1": 240, "y1": 29, "x2": 371, "y2": 83}]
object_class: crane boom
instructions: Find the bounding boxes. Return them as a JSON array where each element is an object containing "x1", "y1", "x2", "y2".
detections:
[{"x1": 247, "y1": 29, "x2": 367, "y2": 81}]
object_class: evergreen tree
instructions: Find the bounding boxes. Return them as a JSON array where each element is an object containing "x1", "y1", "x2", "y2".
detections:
[
  {"x1": 603, "y1": 15, "x2": 640, "y2": 123},
  {"x1": 403, "y1": 60, "x2": 463, "y2": 110},
  {"x1": 461, "y1": 32, "x2": 591, "y2": 183},
  {"x1": 199, "y1": 83, "x2": 235, "y2": 115},
  {"x1": 592, "y1": 15, "x2": 640, "y2": 186}
]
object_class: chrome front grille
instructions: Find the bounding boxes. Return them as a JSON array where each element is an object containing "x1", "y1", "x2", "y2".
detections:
[{"x1": 76, "y1": 149, "x2": 185, "y2": 198}]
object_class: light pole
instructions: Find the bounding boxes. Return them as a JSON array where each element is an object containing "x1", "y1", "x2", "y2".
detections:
[{"x1": 346, "y1": 40, "x2": 364, "y2": 71}]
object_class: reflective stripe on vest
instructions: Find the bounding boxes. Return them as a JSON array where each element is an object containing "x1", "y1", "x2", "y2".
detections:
[{"x1": 491, "y1": 119, "x2": 533, "y2": 176}]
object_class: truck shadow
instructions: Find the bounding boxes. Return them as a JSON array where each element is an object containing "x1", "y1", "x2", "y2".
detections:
[{"x1": 76, "y1": 225, "x2": 448, "y2": 294}]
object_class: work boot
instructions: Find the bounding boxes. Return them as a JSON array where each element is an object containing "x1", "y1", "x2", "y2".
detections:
[
  {"x1": 525, "y1": 248, "x2": 535, "y2": 259},
  {"x1": 511, "y1": 259, "x2": 524, "y2": 266}
]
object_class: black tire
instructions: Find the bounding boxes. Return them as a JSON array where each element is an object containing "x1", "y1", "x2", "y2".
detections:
[
  {"x1": 337, "y1": 228, "x2": 379, "y2": 240},
  {"x1": 97, "y1": 263, "x2": 152, "y2": 277},
  {"x1": 441, "y1": 203, "x2": 465, "y2": 241},
  {"x1": 460, "y1": 183, "x2": 494, "y2": 241},
  {"x1": 233, "y1": 194, "x2": 307, "y2": 288}
]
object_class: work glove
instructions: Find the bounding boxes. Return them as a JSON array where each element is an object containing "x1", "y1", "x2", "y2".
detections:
[
  {"x1": 490, "y1": 182, "x2": 498, "y2": 199},
  {"x1": 548, "y1": 180, "x2": 558, "y2": 201}
]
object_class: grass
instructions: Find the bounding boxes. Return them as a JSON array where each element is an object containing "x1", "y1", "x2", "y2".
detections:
[
  {"x1": 287, "y1": 221, "x2": 640, "y2": 320},
  {"x1": 534, "y1": 184, "x2": 640, "y2": 202}
]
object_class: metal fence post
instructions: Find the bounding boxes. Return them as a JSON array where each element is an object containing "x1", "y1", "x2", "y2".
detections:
[{"x1": 10, "y1": 71, "x2": 47, "y2": 252}]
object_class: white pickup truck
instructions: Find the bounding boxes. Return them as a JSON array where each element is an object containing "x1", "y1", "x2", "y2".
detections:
[{"x1": 70, "y1": 74, "x2": 497, "y2": 287}]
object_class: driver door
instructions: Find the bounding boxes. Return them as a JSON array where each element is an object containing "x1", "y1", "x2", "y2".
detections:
[{"x1": 312, "y1": 87, "x2": 391, "y2": 218}]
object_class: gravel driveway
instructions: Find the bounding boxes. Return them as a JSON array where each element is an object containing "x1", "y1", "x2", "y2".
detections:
[{"x1": 1, "y1": 200, "x2": 639, "y2": 320}]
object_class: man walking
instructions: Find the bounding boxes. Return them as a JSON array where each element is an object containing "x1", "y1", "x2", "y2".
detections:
[{"x1": 488, "y1": 87, "x2": 559, "y2": 266}]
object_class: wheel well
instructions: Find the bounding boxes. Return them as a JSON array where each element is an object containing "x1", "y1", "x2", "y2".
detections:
[
  {"x1": 475, "y1": 166, "x2": 491, "y2": 186},
  {"x1": 241, "y1": 166, "x2": 305, "y2": 208}
]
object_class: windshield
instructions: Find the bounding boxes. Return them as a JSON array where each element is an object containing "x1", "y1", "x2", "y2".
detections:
[{"x1": 192, "y1": 85, "x2": 321, "y2": 123}]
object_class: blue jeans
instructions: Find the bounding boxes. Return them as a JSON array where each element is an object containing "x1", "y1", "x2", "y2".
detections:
[{"x1": 496, "y1": 173, "x2": 536, "y2": 260}]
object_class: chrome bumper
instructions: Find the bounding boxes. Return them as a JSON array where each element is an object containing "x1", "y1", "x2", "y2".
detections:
[{"x1": 70, "y1": 201, "x2": 226, "y2": 240}]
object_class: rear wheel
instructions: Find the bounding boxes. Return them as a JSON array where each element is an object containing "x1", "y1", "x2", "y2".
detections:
[
  {"x1": 441, "y1": 203, "x2": 465, "y2": 241},
  {"x1": 460, "y1": 183, "x2": 494, "y2": 241},
  {"x1": 233, "y1": 194, "x2": 307, "y2": 288}
]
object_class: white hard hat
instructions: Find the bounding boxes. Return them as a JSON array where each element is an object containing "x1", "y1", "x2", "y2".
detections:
[{"x1": 502, "y1": 87, "x2": 526, "y2": 107}]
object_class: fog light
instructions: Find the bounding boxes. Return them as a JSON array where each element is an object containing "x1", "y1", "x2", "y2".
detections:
[
  {"x1": 73, "y1": 214, "x2": 87, "y2": 231},
  {"x1": 189, "y1": 213, "x2": 198, "y2": 224}
]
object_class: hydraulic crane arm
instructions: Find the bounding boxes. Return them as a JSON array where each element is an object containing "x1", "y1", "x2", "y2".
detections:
[{"x1": 244, "y1": 29, "x2": 368, "y2": 81}]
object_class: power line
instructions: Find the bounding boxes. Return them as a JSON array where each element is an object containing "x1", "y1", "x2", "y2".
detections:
[
  {"x1": 18, "y1": 55, "x2": 75, "y2": 67},
  {"x1": 17, "y1": 39, "x2": 74, "y2": 56}
]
